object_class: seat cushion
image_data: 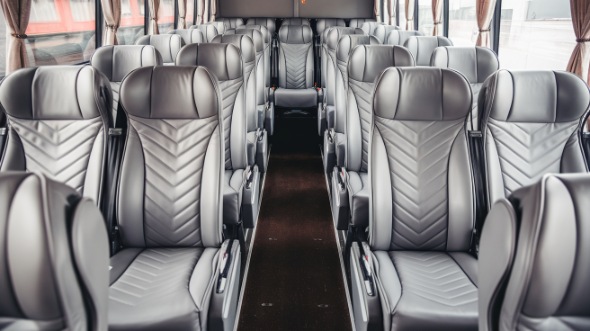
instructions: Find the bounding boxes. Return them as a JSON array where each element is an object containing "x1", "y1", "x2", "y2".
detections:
[
  {"x1": 224, "y1": 169, "x2": 245, "y2": 225},
  {"x1": 109, "y1": 247, "x2": 218, "y2": 331},
  {"x1": 375, "y1": 251, "x2": 478, "y2": 331},
  {"x1": 347, "y1": 171, "x2": 369, "y2": 228},
  {"x1": 274, "y1": 88, "x2": 318, "y2": 108}
]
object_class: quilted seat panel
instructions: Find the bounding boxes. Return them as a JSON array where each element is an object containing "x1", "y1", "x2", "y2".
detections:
[{"x1": 281, "y1": 43, "x2": 311, "y2": 89}]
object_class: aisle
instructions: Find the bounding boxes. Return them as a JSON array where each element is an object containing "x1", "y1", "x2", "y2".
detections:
[{"x1": 237, "y1": 116, "x2": 352, "y2": 331}]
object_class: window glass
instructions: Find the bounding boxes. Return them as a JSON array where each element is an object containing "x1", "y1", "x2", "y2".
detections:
[
  {"x1": 118, "y1": 0, "x2": 145, "y2": 44},
  {"x1": 417, "y1": 0, "x2": 437, "y2": 35},
  {"x1": 158, "y1": 0, "x2": 175, "y2": 33},
  {"x1": 499, "y1": 0, "x2": 575, "y2": 70},
  {"x1": 186, "y1": 0, "x2": 195, "y2": 26},
  {"x1": 0, "y1": 9, "x2": 5, "y2": 76},
  {"x1": 448, "y1": 0, "x2": 477, "y2": 46},
  {"x1": 26, "y1": 0, "x2": 96, "y2": 66},
  {"x1": 398, "y1": 0, "x2": 406, "y2": 29}
]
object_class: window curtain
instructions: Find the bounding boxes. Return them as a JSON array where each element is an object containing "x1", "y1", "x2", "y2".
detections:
[
  {"x1": 196, "y1": 0, "x2": 204, "y2": 24},
  {"x1": 178, "y1": 0, "x2": 187, "y2": 28},
  {"x1": 566, "y1": 0, "x2": 590, "y2": 84},
  {"x1": 203, "y1": 0, "x2": 209, "y2": 23},
  {"x1": 1, "y1": 0, "x2": 32, "y2": 73},
  {"x1": 384, "y1": 0, "x2": 396, "y2": 25},
  {"x1": 476, "y1": 0, "x2": 496, "y2": 47},
  {"x1": 374, "y1": 0, "x2": 381, "y2": 22},
  {"x1": 431, "y1": 0, "x2": 442, "y2": 35},
  {"x1": 405, "y1": 0, "x2": 414, "y2": 30},
  {"x1": 210, "y1": 0, "x2": 216, "y2": 22},
  {"x1": 101, "y1": 0, "x2": 121, "y2": 45},
  {"x1": 148, "y1": 0, "x2": 160, "y2": 34}
]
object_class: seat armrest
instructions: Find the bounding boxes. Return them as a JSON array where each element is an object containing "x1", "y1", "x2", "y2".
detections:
[
  {"x1": 334, "y1": 132, "x2": 346, "y2": 168},
  {"x1": 350, "y1": 242, "x2": 382, "y2": 331},
  {"x1": 331, "y1": 167, "x2": 350, "y2": 230},
  {"x1": 323, "y1": 129, "x2": 336, "y2": 174},
  {"x1": 208, "y1": 239, "x2": 241, "y2": 331},
  {"x1": 242, "y1": 166, "x2": 260, "y2": 228}
]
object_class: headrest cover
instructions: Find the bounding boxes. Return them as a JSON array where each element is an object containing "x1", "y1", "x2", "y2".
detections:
[
  {"x1": 206, "y1": 21, "x2": 226, "y2": 34},
  {"x1": 350, "y1": 18, "x2": 376, "y2": 28},
  {"x1": 246, "y1": 18, "x2": 276, "y2": 34},
  {"x1": 430, "y1": 46, "x2": 498, "y2": 84},
  {"x1": 232, "y1": 29, "x2": 264, "y2": 54},
  {"x1": 120, "y1": 66, "x2": 220, "y2": 119},
  {"x1": 170, "y1": 28, "x2": 205, "y2": 44},
  {"x1": 327, "y1": 27, "x2": 364, "y2": 51},
  {"x1": 191, "y1": 25, "x2": 219, "y2": 42},
  {"x1": 281, "y1": 18, "x2": 311, "y2": 26},
  {"x1": 237, "y1": 25, "x2": 269, "y2": 45},
  {"x1": 91, "y1": 45, "x2": 163, "y2": 82},
  {"x1": 348, "y1": 45, "x2": 415, "y2": 82},
  {"x1": 316, "y1": 18, "x2": 346, "y2": 34},
  {"x1": 481, "y1": 70, "x2": 590, "y2": 123},
  {"x1": 336, "y1": 35, "x2": 380, "y2": 62},
  {"x1": 386, "y1": 30, "x2": 424, "y2": 46},
  {"x1": 374, "y1": 67, "x2": 472, "y2": 121},
  {"x1": 360, "y1": 21, "x2": 384, "y2": 35},
  {"x1": 374, "y1": 25, "x2": 400, "y2": 43},
  {"x1": 135, "y1": 34, "x2": 184, "y2": 63},
  {"x1": 212, "y1": 34, "x2": 257, "y2": 63},
  {"x1": 0, "y1": 65, "x2": 111, "y2": 120},
  {"x1": 404, "y1": 36, "x2": 453, "y2": 65},
  {"x1": 278, "y1": 25, "x2": 314, "y2": 44},
  {"x1": 176, "y1": 43, "x2": 243, "y2": 81}
]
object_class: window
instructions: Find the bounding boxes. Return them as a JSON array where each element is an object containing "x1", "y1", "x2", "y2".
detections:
[
  {"x1": 499, "y1": 0, "x2": 575, "y2": 70},
  {"x1": 26, "y1": 0, "x2": 96, "y2": 66},
  {"x1": 448, "y1": 0, "x2": 477, "y2": 46},
  {"x1": 398, "y1": 0, "x2": 406, "y2": 29},
  {"x1": 186, "y1": 0, "x2": 195, "y2": 26},
  {"x1": 0, "y1": 9, "x2": 6, "y2": 76},
  {"x1": 158, "y1": 0, "x2": 175, "y2": 33},
  {"x1": 118, "y1": 0, "x2": 145, "y2": 44},
  {"x1": 417, "y1": 0, "x2": 436, "y2": 35}
]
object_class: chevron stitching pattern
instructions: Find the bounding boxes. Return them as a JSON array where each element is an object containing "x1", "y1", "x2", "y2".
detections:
[
  {"x1": 350, "y1": 79, "x2": 376, "y2": 172},
  {"x1": 109, "y1": 248, "x2": 203, "y2": 326},
  {"x1": 10, "y1": 117, "x2": 103, "y2": 194},
  {"x1": 376, "y1": 118, "x2": 464, "y2": 250},
  {"x1": 218, "y1": 78, "x2": 243, "y2": 170},
  {"x1": 487, "y1": 119, "x2": 578, "y2": 196},
  {"x1": 391, "y1": 252, "x2": 477, "y2": 307},
  {"x1": 282, "y1": 43, "x2": 310, "y2": 89},
  {"x1": 110, "y1": 82, "x2": 121, "y2": 118},
  {"x1": 131, "y1": 116, "x2": 217, "y2": 247}
]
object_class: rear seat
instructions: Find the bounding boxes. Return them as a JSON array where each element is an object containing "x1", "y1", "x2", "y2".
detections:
[
  {"x1": 135, "y1": 34, "x2": 184, "y2": 65},
  {"x1": 169, "y1": 27, "x2": 205, "y2": 44},
  {"x1": 246, "y1": 18, "x2": 276, "y2": 36},
  {"x1": 191, "y1": 24, "x2": 219, "y2": 42},
  {"x1": 384, "y1": 30, "x2": 423, "y2": 46},
  {"x1": 404, "y1": 35, "x2": 453, "y2": 65},
  {"x1": 360, "y1": 21, "x2": 384, "y2": 36},
  {"x1": 218, "y1": 17, "x2": 245, "y2": 30},
  {"x1": 349, "y1": 18, "x2": 376, "y2": 29},
  {"x1": 110, "y1": 66, "x2": 240, "y2": 331},
  {"x1": 373, "y1": 24, "x2": 400, "y2": 44},
  {"x1": 205, "y1": 21, "x2": 226, "y2": 35},
  {"x1": 281, "y1": 18, "x2": 311, "y2": 26},
  {"x1": 316, "y1": 19, "x2": 347, "y2": 85}
]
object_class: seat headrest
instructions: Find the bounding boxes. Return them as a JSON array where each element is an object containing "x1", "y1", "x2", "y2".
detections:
[
  {"x1": 206, "y1": 21, "x2": 226, "y2": 34},
  {"x1": 281, "y1": 18, "x2": 311, "y2": 26},
  {"x1": 170, "y1": 28, "x2": 205, "y2": 44},
  {"x1": 385, "y1": 30, "x2": 424, "y2": 46},
  {"x1": 135, "y1": 34, "x2": 184, "y2": 63},
  {"x1": 120, "y1": 66, "x2": 220, "y2": 119},
  {"x1": 336, "y1": 35, "x2": 380, "y2": 62},
  {"x1": 430, "y1": 46, "x2": 498, "y2": 84},
  {"x1": 373, "y1": 25, "x2": 399, "y2": 43},
  {"x1": 481, "y1": 70, "x2": 590, "y2": 123},
  {"x1": 219, "y1": 17, "x2": 244, "y2": 29},
  {"x1": 360, "y1": 21, "x2": 384, "y2": 35},
  {"x1": 316, "y1": 18, "x2": 346, "y2": 34},
  {"x1": 237, "y1": 25, "x2": 270, "y2": 44},
  {"x1": 191, "y1": 24, "x2": 219, "y2": 42},
  {"x1": 211, "y1": 34, "x2": 257, "y2": 63},
  {"x1": 231, "y1": 29, "x2": 264, "y2": 54},
  {"x1": 374, "y1": 67, "x2": 472, "y2": 121},
  {"x1": 0, "y1": 66, "x2": 111, "y2": 120},
  {"x1": 278, "y1": 25, "x2": 314, "y2": 44},
  {"x1": 404, "y1": 36, "x2": 453, "y2": 65},
  {"x1": 327, "y1": 27, "x2": 364, "y2": 51},
  {"x1": 348, "y1": 45, "x2": 415, "y2": 83},
  {"x1": 176, "y1": 43, "x2": 243, "y2": 81},
  {"x1": 91, "y1": 45, "x2": 163, "y2": 82},
  {"x1": 246, "y1": 18, "x2": 276, "y2": 34},
  {"x1": 350, "y1": 18, "x2": 376, "y2": 28}
]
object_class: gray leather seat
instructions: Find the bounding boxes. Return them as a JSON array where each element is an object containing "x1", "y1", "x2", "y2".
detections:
[
  {"x1": 218, "y1": 17, "x2": 245, "y2": 30},
  {"x1": 373, "y1": 24, "x2": 400, "y2": 44},
  {"x1": 273, "y1": 25, "x2": 318, "y2": 108},
  {"x1": 206, "y1": 21, "x2": 226, "y2": 35},
  {"x1": 191, "y1": 24, "x2": 219, "y2": 42},
  {"x1": 0, "y1": 66, "x2": 112, "y2": 204},
  {"x1": 479, "y1": 173, "x2": 590, "y2": 331},
  {"x1": 360, "y1": 21, "x2": 385, "y2": 36},
  {"x1": 349, "y1": 18, "x2": 376, "y2": 29},
  {"x1": 281, "y1": 18, "x2": 311, "y2": 27},
  {"x1": 331, "y1": 45, "x2": 414, "y2": 230},
  {"x1": 403, "y1": 36, "x2": 453, "y2": 66},
  {"x1": 480, "y1": 70, "x2": 590, "y2": 207},
  {"x1": 176, "y1": 43, "x2": 258, "y2": 227},
  {"x1": 317, "y1": 19, "x2": 347, "y2": 89},
  {"x1": 0, "y1": 172, "x2": 109, "y2": 331},
  {"x1": 385, "y1": 30, "x2": 423, "y2": 46},
  {"x1": 354, "y1": 67, "x2": 478, "y2": 331},
  {"x1": 316, "y1": 18, "x2": 346, "y2": 37},
  {"x1": 110, "y1": 66, "x2": 241, "y2": 331},
  {"x1": 91, "y1": 45, "x2": 163, "y2": 119},
  {"x1": 135, "y1": 34, "x2": 184, "y2": 65},
  {"x1": 170, "y1": 27, "x2": 206, "y2": 44},
  {"x1": 430, "y1": 46, "x2": 498, "y2": 129},
  {"x1": 246, "y1": 18, "x2": 276, "y2": 35}
]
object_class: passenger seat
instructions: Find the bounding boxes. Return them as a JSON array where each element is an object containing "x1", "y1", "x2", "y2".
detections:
[
  {"x1": 191, "y1": 24, "x2": 219, "y2": 42},
  {"x1": 404, "y1": 36, "x2": 453, "y2": 65},
  {"x1": 316, "y1": 19, "x2": 347, "y2": 85},
  {"x1": 281, "y1": 18, "x2": 311, "y2": 27},
  {"x1": 170, "y1": 27, "x2": 205, "y2": 44},
  {"x1": 384, "y1": 30, "x2": 423, "y2": 46},
  {"x1": 349, "y1": 18, "x2": 376, "y2": 29},
  {"x1": 218, "y1": 17, "x2": 245, "y2": 30},
  {"x1": 246, "y1": 18, "x2": 276, "y2": 36},
  {"x1": 360, "y1": 21, "x2": 384, "y2": 36},
  {"x1": 135, "y1": 34, "x2": 184, "y2": 65},
  {"x1": 373, "y1": 24, "x2": 400, "y2": 44}
]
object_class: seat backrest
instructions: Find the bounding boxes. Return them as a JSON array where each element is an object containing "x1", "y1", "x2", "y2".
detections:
[
  {"x1": 333, "y1": 35, "x2": 379, "y2": 133},
  {"x1": 479, "y1": 174, "x2": 590, "y2": 331},
  {"x1": 369, "y1": 67, "x2": 473, "y2": 252},
  {"x1": 281, "y1": 18, "x2": 311, "y2": 27},
  {"x1": 430, "y1": 46, "x2": 499, "y2": 129},
  {"x1": 246, "y1": 18, "x2": 276, "y2": 35},
  {"x1": 480, "y1": 70, "x2": 590, "y2": 206},
  {"x1": 135, "y1": 34, "x2": 184, "y2": 64},
  {"x1": 190, "y1": 24, "x2": 219, "y2": 42},
  {"x1": 219, "y1": 17, "x2": 245, "y2": 29},
  {"x1": 169, "y1": 27, "x2": 205, "y2": 44},
  {"x1": 349, "y1": 18, "x2": 376, "y2": 28},
  {"x1": 360, "y1": 21, "x2": 384, "y2": 36},
  {"x1": 373, "y1": 24, "x2": 400, "y2": 43},
  {"x1": 0, "y1": 172, "x2": 109, "y2": 331},
  {"x1": 324, "y1": 27, "x2": 364, "y2": 107},
  {"x1": 234, "y1": 29, "x2": 267, "y2": 116},
  {"x1": 0, "y1": 66, "x2": 111, "y2": 203},
  {"x1": 316, "y1": 18, "x2": 346, "y2": 39},
  {"x1": 345, "y1": 45, "x2": 414, "y2": 173},
  {"x1": 277, "y1": 25, "x2": 315, "y2": 89},
  {"x1": 118, "y1": 66, "x2": 224, "y2": 248},
  {"x1": 206, "y1": 21, "x2": 226, "y2": 35},
  {"x1": 404, "y1": 36, "x2": 453, "y2": 65},
  {"x1": 237, "y1": 25, "x2": 271, "y2": 87},
  {"x1": 385, "y1": 30, "x2": 423, "y2": 45},
  {"x1": 91, "y1": 45, "x2": 163, "y2": 118},
  {"x1": 176, "y1": 43, "x2": 248, "y2": 171}
]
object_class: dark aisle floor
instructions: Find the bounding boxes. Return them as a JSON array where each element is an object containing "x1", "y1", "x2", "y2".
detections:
[{"x1": 237, "y1": 114, "x2": 352, "y2": 331}]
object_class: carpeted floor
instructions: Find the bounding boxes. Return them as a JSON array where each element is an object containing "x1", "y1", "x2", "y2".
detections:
[{"x1": 237, "y1": 115, "x2": 352, "y2": 331}]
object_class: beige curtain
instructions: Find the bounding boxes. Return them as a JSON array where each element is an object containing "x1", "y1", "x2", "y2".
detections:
[
  {"x1": 148, "y1": 0, "x2": 160, "y2": 34},
  {"x1": 405, "y1": 0, "x2": 414, "y2": 30},
  {"x1": 178, "y1": 0, "x2": 187, "y2": 28},
  {"x1": 101, "y1": 0, "x2": 121, "y2": 45},
  {"x1": 566, "y1": 0, "x2": 590, "y2": 83},
  {"x1": 374, "y1": 0, "x2": 381, "y2": 22},
  {"x1": 1, "y1": 0, "x2": 32, "y2": 73},
  {"x1": 385, "y1": 0, "x2": 396, "y2": 25},
  {"x1": 209, "y1": 0, "x2": 216, "y2": 22},
  {"x1": 476, "y1": 0, "x2": 496, "y2": 47},
  {"x1": 196, "y1": 0, "x2": 203, "y2": 23},
  {"x1": 431, "y1": 0, "x2": 442, "y2": 35},
  {"x1": 203, "y1": 0, "x2": 209, "y2": 23}
]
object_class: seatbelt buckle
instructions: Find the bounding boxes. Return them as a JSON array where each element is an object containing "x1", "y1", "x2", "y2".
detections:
[
  {"x1": 216, "y1": 240, "x2": 233, "y2": 293},
  {"x1": 108, "y1": 128, "x2": 123, "y2": 136},
  {"x1": 244, "y1": 166, "x2": 254, "y2": 190},
  {"x1": 327, "y1": 128, "x2": 335, "y2": 144},
  {"x1": 337, "y1": 167, "x2": 348, "y2": 191}
]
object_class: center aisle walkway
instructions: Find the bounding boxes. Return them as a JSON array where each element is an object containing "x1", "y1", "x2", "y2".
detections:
[{"x1": 237, "y1": 116, "x2": 352, "y2": 331}]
